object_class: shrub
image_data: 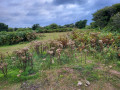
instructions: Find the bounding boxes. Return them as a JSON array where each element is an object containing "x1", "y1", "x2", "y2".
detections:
[
  {"x1": 0, "y1": 23, "x2": 8, "y2": 32},
  {"x1": 0, "y1": 30, "x2": 36, "y2": 46},
  {"x1": 106, "y1": 12, "x2": 120, "y2": 32},
  {"x1": 36, "y1": 28, "x2": 72, "y2": 33},
  {"x1": 14, "y1": 47, "x2": 33, "y2": 71},
  {"x1": 75, "y1": 20, "x2": 87, "y2": 29}
]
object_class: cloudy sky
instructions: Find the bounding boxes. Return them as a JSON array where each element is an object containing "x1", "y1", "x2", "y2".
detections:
[{"x1": 0, "y1": 0, "x2": 120, "y2": 27}]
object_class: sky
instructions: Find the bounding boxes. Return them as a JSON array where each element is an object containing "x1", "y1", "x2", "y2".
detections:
[{"x1": 0, "y1": 0, "x2": 120, "y2": 28}]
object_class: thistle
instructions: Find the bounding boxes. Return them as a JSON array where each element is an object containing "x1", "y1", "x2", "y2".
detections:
[
  {"x1": 56, "y1": 48, "x2": 62, "y2": 65},
  {"x1": 84, "y1": 49, "x2": 87, "y2": 64},
  {"x1": 47, "y1": 50, "x2": 53, "y2": 69}
]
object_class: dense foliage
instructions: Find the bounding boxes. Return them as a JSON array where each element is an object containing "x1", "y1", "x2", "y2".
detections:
[
  {"x1": 0, "y1": 23, "x2": 8, "y2": 32},
  {"x1": 64, "y1": 23, "x2": 75, "y2": 28},
  {"x1": 108, "y1": 12, "x2": 120, "y2": 31},
  {"x1": 32, "y1": 24, "x2": 41, "y2": 30},
  {"x1": 0, "y1": 30, "x2": 36, "y2": 46},
  {"x1": 49, "y1": 23, "x2": 58, "y2": 29},
  {"x1": 70, "y1": 30, "x2": 120, "y2": 62},
  {"x1": 92, "y1": 3, "x2": 120, "y2": 31},
  {"x1": 75, "y1": 20, "x2": 87, "y2": 29},
  {"x1": 36, "y1": 28, "x2": 72, "y2": 33}
]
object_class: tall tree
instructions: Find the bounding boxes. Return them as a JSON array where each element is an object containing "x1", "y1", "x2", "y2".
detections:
[
  {"x1": 49, "y1": 23, "x2": 58, "y2": 29},
  {"x1": 92, "y1": 3, "x2": 120, "y2": 29},
  {"x1": 75, "y1": 20, "x2": 87, "y2": 29},
  {"x1": 108, "y1": 12, "x2": 120, "y2": 31},
  {"x1": 32, "y1": 24, "x2": 40, "y2": 30},
  {"x1": 0, "y1": 23, "x2": 8, "y2": 31}
]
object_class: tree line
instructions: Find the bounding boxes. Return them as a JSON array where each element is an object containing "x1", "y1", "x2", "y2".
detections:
[{"x1": 0, "y1": 19, "x2": 87, "y2": 32}]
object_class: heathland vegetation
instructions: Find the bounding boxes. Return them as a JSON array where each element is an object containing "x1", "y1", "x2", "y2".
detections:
[{"x1": 0, "y1": 3, "x2": 120, "y2": 90}]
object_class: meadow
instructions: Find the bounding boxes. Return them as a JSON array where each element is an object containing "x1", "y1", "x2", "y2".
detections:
[
  {"x1": 0, "y1": 32, "x2": 67, "y2": 54},
  {"x1": 0, "y1": 29, "x2": 120, "y2": 90}
]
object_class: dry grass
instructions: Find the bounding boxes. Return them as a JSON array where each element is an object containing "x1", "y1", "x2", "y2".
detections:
[{"x1": 2, "y1": 67, "x2": 119, "y2": 90}]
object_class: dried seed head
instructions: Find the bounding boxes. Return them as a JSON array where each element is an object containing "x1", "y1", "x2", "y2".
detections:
[
  {"x1": 56, "y1": 48, "x2": 62, "y2": 55},
  {"x1": 50, "y1": 47, "x2": 56, "y2": 51},
  {"x1": 19, "y1": 70, "x2": 23, "y2": 73},
  {"x1": 21, "y1": 56, "x2": 26, "y2": 60},
  {"x1": 29, "y1": 53, "x2": 33, "y2": 57},
  {"x1": 67, "y1": 40, "x2": 75, "y2": 46},
  {"x1": 17, "y1": 74, "x2": 21, "y2": 77},
  {"x1": 52, "y1": 59, "x2": 54, "y2": 64},
  {"x1": 22, "y1": 47, "x2": 29, "y2": 52},
  {"x1": 43, "y1": 58, "x2": 46, "y2": 61},
  {"x1": 47, "y1": 51, "x2": 53, "y2": 55},
  {"x1": 84, "y1": 49, "x2": 88, "y2": 52},
  {"x1": 98, "y1": 40, "x2": 103, "y2": 44},
  {"x1": 0, "y1": 65, "x2": 2, "y2": 69}
]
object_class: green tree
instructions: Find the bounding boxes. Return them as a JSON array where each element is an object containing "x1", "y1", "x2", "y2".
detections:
[
  {"x1": 49, "y1": 23, "x2": 58, "y2": 29},
  {"x1": 108, "y1": 12, "x2": 120, "y2": 31},
  {"x1": 32, "y1": 24, "x2": 40, "y2": 30},
  {"x1": 90, "y1": 22, "x2": 98, "y2": 29},
  {"x1": 75, "y1": 20, "x2": 87, "y2": 29},
  {"x1": 92, "y1": 3, "x2": 120, "y2": 29},
  {"x1": 64, "y1": 23, "x2": 75, "y2": 28},
  {"x1": 0, "y1": 23, "x2": 8, "y2": 31},
  {"x1": 8, "y1": 28, "x2": 14, "y2": 32}
]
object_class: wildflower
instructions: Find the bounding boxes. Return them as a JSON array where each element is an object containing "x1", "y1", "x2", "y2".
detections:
[{"x1": 77, "y1": 81, "x2": 82, "y2": 86}]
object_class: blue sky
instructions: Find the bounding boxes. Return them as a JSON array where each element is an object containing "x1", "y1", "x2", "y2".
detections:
[{"x1": 0, "y1": 0, "x2": 120, "y2": 27}]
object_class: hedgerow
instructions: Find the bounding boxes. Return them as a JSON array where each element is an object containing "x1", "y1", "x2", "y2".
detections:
[{"x1": 0, "y1": 30, "x2": 36, "y2": 46}]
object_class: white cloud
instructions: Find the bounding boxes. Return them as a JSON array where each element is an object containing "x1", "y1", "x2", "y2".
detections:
[{"x1": 0, "y1": 0, "x2": 119, "y2": 27}]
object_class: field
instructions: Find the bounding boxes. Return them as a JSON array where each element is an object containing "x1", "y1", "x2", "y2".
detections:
[
  {"x1": 0, "y1": 32, "x2": 67, "y2": 54},
  {"x1": 0, "y1": 29, "x2": 120, "y2": 90}
]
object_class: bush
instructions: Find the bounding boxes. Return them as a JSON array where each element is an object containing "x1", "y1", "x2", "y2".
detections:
[
  {"x1": 85, "y1": 25, "x2": 91, "y2": 29},
  {"x1": 106, "y1": 12, "x2": 120, "y2": 32},
  {"x1": 0, "y1": 30, "x2": 36, "y2": 46},
  {"x1": 75, "y1": 20, "x2": 87, "y2": 29},
  {"x1": 36, "y1": 28, "x2": 72, "y2": 33},
  {"x1": 49, "y1": 23, "x2": 58, "y2": 29},
  {"x1": 0, "y1": 23, "x2": 8, "y2": 32},
  {"x1": 92, "y1": 3, "x2": 120, "y2": 29}
]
